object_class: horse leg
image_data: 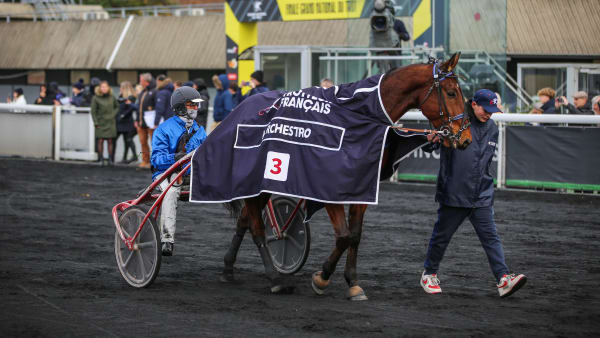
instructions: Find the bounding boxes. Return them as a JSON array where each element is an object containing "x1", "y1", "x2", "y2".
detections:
[
  {"x1": 311, "y1": 204, "x2": 352, "y2": 295},
  {"x1": 344, "y1": 204, "x2": 368, "y2": 301},
  {"x1": 220, "y1": 204, "x2": 249, "y2": 283},
  {"x1": 246, "y1": 194, "x2": 294, "y2": 294}
]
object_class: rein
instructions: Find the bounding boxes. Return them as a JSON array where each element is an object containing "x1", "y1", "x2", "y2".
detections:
[{"x1": 392, "y1": 58, "x2": 470, "y2": 143}]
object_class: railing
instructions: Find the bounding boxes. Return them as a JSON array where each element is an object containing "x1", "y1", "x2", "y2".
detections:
[
  {"x1": 0, "y1": 103, "x2": 95, "y2": 160},
  {"x1": 0, "y1": 3, "x2": 223, "y2": 22},
  {"x1": 397, "y1": 112, "x2": 600, "y2": 190},
  {"x1": 452, "y1": 50, "x2": 534, "y2": 108},
  {"x1": 316, "y1": 46, "x2": 445, "y2": 84},
  {"x1": 0, "y1": 102, "x2": 217, "y2": 161},
  {"x1": 315, "y1": 46, "x2": 534, "y2": 112}
]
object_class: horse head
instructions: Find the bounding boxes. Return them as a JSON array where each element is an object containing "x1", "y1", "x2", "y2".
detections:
[{"x1": 381, "y1": 52, "x2": 472, "y2": 149}]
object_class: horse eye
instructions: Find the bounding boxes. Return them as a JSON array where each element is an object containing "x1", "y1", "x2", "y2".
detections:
[{"x1": 447, "y1": 91, "x2": 457, "y2": 98}]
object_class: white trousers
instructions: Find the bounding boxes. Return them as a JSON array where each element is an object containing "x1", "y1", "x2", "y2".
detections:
[{"x1": 158, "y1": 174, "x2": 181, "y2": 243}]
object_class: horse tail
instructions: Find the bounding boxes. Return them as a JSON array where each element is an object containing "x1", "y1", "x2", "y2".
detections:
[{"x1": 223, "y1": 199, "x2": 244, "y2": 219}]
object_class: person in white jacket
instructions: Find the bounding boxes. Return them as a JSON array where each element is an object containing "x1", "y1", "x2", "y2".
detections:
[{"x1": 7, "y1": 88, "x2": 27, "y2": 105}]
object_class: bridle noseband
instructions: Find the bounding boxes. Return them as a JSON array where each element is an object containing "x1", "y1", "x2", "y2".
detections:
[{"x1": 417, "y1": 58, "x2": 470, "y2": 145}]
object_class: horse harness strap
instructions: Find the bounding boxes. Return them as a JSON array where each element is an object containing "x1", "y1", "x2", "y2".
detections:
[{"x1": 410, "y1": 58, "x2": 470, "y2": 144}]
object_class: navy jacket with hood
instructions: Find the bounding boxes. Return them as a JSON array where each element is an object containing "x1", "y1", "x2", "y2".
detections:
[
  {"x1": 155, "y1": 82, "x2": 175, "y2": 126},
  {"x1": 213, "y1": 74, "x2": 233, "y2": 122},
  {"x1": 425, "y1": 102, "x2": 498, "y2": 208}
]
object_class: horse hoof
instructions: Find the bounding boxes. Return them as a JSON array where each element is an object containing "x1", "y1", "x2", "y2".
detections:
[
  {"x1": 346, "y1": 286, "x2": 368, "y2": 301},
  {"x1": 219, "y1": 273, "x2": 235, "y2": 283},
  {"x1": 311, "y1": 271, "x2": 330, "y2": 295},
  {"x1": 271, "y1": 285, "x2": 296, "y2": 294}
]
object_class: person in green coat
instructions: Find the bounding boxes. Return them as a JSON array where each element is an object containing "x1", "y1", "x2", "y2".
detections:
[{"x1": 91, "y1": 81, "x2": 118, "y2": 165}]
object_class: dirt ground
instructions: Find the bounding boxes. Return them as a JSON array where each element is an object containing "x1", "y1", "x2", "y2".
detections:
[{"x1": 1, "y1": 158, "x2": 599, "y2": 337}]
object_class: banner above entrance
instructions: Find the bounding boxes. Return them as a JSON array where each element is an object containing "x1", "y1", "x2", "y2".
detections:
[{"x1": 226, "y1": 0, "x2": 371, "y2": 22}]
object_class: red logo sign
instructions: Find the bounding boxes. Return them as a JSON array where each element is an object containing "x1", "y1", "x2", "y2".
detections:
[{"x1": 227, "y1": 73, "x2": 238, "y2": 81}]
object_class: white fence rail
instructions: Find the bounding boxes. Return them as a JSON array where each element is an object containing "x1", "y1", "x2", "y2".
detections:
[
  {"x1": 398, "y1": 111, "x2": 600, "y2": 189},
  {"x1": 0, "y1": 103, "x2": 96, "y2": 161},
  {"x1": 0, "y1": 103, "x2": 217, "y2": 162},
  {"x1": 2, "y1": 103, "x2": 599, "y2": 190}
]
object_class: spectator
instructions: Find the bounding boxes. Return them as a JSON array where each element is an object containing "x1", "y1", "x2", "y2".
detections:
[
  {"x1": 116, "y1": 81, "x2": 138, "y2": 164},
  {"x1": 173, "y1": 80, "x2": 184, "y2": 90},
  {"x1": 49, "y1": 81, "x2": 66, "y2": 105},
  {"x1": 241, "y1": 70, "x2": 269, "y2": 101},
  {"x1": 536, "y1": 87, "x2": 559, "y2": 114},
  {"x1": 212, "y1": 74, "x2": 233, "y2": 130},
  {"x1": 7, "y1": 88, "x2": 26, "y2": 104},
  {"x1": 91, "y1": 81, "x2": 118, "y2": 166},
  {"x1": 592, "y1": 96, "x2": 600, "y2": 127},
  {"x1": 592, "y1": 95, "x2": 600, "y2": 115},
  {"x1": 530, "y1": 102, "x2": 544, "y2": 115},
  {"x1": 320, "y1": 78, "x2": 334, "y2": 89},
  {"x1": 70, "y1": 79, "x2": 87, "y2": 107},
  {"x1": 35, "y1": 84, "x2": 55, "y2": 105},
  {"x1": 494, "y1": 92, "x2": 504, "y2": 112},
  {"x1": 84, "y1": 77, "x2": 101, "y2": 106},
  {"x1": 229, "y1": 81, "x2": 242, "y2": 108},
  {"x1": 135, "y1": 83, "x2": 144, "y2": 97},
  {"x1": 193, "y1": 78, "x2": 210, "y2": 128},
  {"x1": 556, "y1": 91, "x2": 594, "y2": 115},
  {"x1": 155, "y1": 75, "x2": 175, "y2": 127},
  {"x1": 136, "y1": 73, "x2": 157, "y2": 169}
]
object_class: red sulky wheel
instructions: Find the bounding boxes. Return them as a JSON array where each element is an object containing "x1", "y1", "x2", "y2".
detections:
[
  {"x1": 262, "y1": 197, "x2": 311, "y2": 275},
  {"x1": 114, "y1": 206, "x2": 161, "y2": 288}
]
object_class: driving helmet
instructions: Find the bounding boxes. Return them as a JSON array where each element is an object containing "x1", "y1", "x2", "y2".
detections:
[{"x1": 171, "y1": 86, "x2": 204, "y2": 116}]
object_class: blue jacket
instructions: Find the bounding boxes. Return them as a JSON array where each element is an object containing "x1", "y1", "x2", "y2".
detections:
[
  {"x1": 425, "y1": 104, "x2": 498, "y2": 208},
  {"x1": 540, "y1": 99, "x2": 558, "y2": 114},
  {"x1": 70, "y1": 92, "x2": 87, "y2": 107},
  {"x1": 116, "y1": 98, "x2": 137, "y2": 133},
  {"x1": 151, "y1": 116, "x2": 207, "y2": 181},
  {"x1": 240, "y1": 84, "x2": 270, "y2": 104},
  {"x1": 213, "y1": 74, "x2": 233, "y2": 122},
  {"x1": 155, "y1": 82, "x2": 175, "y2": 126}
]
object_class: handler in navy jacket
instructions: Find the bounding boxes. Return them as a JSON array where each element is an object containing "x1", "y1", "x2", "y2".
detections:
[{"x1": 419, "y1": 89, "x2": 526, "y2": 298}]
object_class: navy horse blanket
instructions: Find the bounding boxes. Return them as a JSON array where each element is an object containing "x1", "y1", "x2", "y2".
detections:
[{"x1": 190, "y1": 74, "x2": 427, "y2": 210}]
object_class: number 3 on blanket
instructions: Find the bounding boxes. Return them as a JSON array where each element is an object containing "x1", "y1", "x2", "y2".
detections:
[{"x1": 264, "y1": 151, "x2": 290, "y2": 182}]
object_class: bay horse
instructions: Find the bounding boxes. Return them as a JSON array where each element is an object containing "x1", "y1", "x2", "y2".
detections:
[{"x1": 220, "y1": 53, "x2": 471, "y2": 300}]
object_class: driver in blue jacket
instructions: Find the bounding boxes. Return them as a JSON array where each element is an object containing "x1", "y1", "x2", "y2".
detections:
[
  {"x1": 151, "y1": 86, "x2": 207, "y2": 256},
  {"x1": 419, "y1": 89, "x2": 526, "y2": 298}
]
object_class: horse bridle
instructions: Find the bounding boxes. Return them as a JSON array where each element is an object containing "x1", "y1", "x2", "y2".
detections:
[{"x1": 416, "y1": 58, "x2": 470, "y2": 145}]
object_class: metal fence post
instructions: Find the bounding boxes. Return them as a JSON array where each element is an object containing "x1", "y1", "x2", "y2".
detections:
[
  {"x1": 53, "y1": 105, "x2": 62, "y2": 161},
  {"x1": 89, "y1": 112, "x2": 96, "y2": 161},
  {"x1": 496, "y1": 121, "x2": 506, "y2": 189}
]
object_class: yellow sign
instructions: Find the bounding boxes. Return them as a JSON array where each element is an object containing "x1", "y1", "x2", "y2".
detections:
[{"x1": 277, "y1": 0, "x2": 366, "y2": 21}]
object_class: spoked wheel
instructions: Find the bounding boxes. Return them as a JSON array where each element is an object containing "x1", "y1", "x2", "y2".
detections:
[
  {"x1": 262, "y1": 197, "x2": 310, "y2": 275},
  {"x1": 114, "y1": 206, "x2": 161, "y2": 288}
]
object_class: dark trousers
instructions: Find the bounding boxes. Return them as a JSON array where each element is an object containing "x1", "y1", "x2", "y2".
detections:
[
  {"x1": 116, "y1": 130, "x2": 137, "y2": 161},
  {"x1": 424, "y1": 204, "x2": 509, "y2": 282}
]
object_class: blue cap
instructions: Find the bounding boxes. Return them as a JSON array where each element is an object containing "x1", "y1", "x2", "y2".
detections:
[
  {"x1": 183, "y1": 81, "x2": 195, "y2": 87},
  {"x1": 473, "y1": 89, "x2": 502, "y2": 113}
]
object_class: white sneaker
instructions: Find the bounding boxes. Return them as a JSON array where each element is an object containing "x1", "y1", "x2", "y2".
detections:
[
  {"x1": 497, "y1": 273, "x2": 527, "y2": 298},
  {"x1": 420, "y1": 270, "x2": 442, "y2": 294}
]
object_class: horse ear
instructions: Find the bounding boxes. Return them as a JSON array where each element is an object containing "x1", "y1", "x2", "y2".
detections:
[{"x1": 441, "y1": 52, "x2": 461, "y2": 72}]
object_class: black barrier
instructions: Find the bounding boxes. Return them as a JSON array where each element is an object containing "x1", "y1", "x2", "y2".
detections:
[
  {"x1": 396, "y1": 124, "x2": 599, "y2": 191},
  {"x1": 394, "y1": 143, "x2": 498, "y2": 182},
  {"x1": 505, "y1": 126, "x2": 600, "y2": 190}
]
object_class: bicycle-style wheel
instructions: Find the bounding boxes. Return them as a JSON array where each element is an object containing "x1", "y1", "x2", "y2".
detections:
[
  {"x1": 262, "y1": 197, "x2": 310, "y2": 275},
  {"x1": 114, "y1": 206, "x2": 161, "y2": 288}
]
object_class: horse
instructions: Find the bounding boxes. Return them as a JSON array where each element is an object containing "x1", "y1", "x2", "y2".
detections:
[{"x1": 219, "y1": 52, "x2": 471, "y2": 300}]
